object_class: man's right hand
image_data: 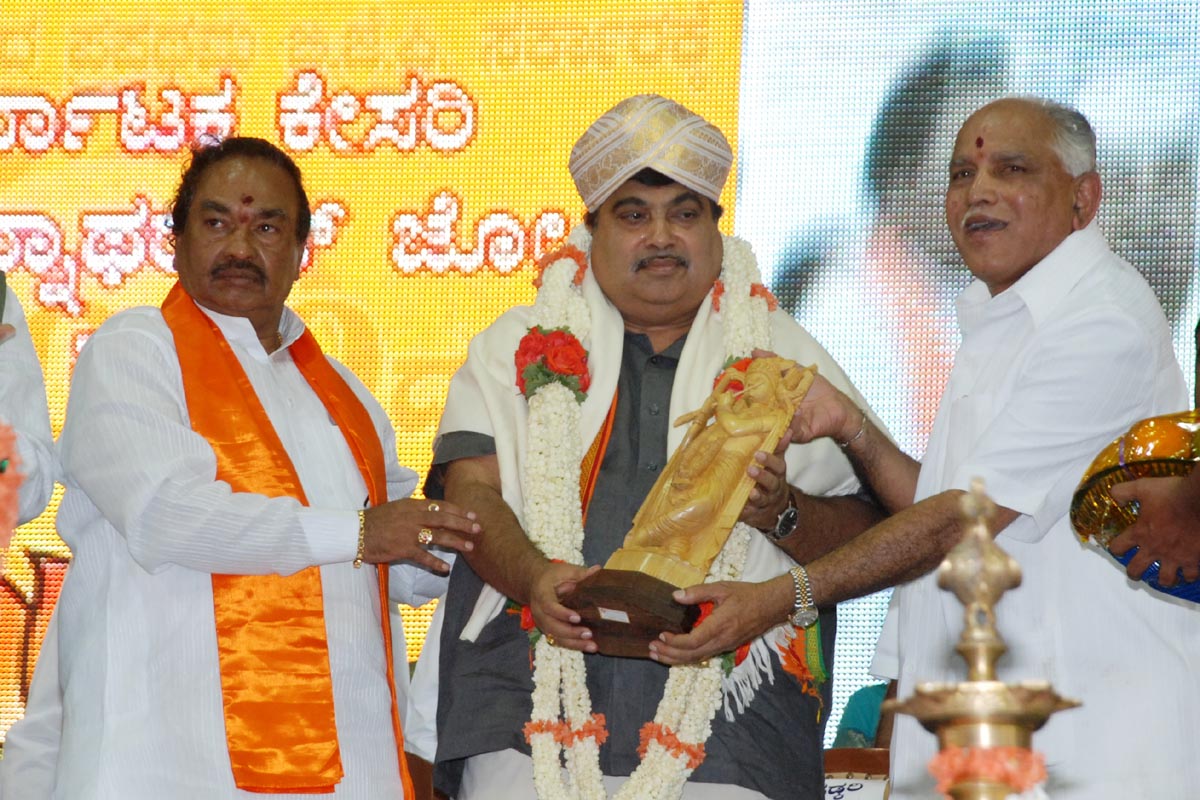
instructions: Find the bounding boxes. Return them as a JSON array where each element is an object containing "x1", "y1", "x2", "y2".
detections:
[
  {"x1": 789, "y1": 373, "x2": 862, "y2": 446},
  {"x1": 361, "y1": 498, "x2": 481, "y2": 574},
  {"x1": 442, "y1": 454, "x2": 600, "y2": 650},
  {"x1": 529, "y1": 560, "x2": 600, "y2": 653}
]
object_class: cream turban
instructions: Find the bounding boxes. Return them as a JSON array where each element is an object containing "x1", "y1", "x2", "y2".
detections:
[{"x1": 568, "y1": 94, "x2": 733, "y2": 211}]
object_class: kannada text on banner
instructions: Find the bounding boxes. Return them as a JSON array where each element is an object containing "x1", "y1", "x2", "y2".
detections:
[{"x1": 0, "y1": 0, "x2": 743, "y2": 744}]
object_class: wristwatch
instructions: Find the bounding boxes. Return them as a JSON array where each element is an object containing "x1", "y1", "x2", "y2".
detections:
[
  {"x1": 787, "y1": 565, "x2": 819, "y2": 628},
  {"x1": 766, "y1": 489, "x2": 799, "y2": 542}
]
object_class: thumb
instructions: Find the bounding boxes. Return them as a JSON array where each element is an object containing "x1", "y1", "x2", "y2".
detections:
[
  {"x1": 674, "y1": 582, "x2": 721, "y2": 605},
  {"x1": 790, "y1": 416, "x2": 816, "y2": 445}
]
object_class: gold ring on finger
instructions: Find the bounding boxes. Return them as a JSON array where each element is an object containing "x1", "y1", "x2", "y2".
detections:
[
  {"x1": 417, "y1": 527, "x2": 434, "y2": 546},
  {"x1": 545, "y1": 634, "x2": 556, "y2": 646},
  {"x1": 427, "y1": 502, "x2": 440, "y2": 512}
]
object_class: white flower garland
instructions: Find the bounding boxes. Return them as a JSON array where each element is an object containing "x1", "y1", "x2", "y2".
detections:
[{"x1": 520, "y1": 225, "x2": 774, "y2": 800}]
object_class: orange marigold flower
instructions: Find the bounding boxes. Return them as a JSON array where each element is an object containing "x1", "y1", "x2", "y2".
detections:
[
  {"x1": 928, "y1": 746, "x2": 1047, "y2": 798},
  {"x1": 565, "y1": 713, "x2": 609, "y2": 747},
  {"x1": 749, "y1": 283, "x2": 778, "y2": 311},
  {"x1": 523, "y1": 718, "x2": 571, "y2": 745},
  {"x1": 533, "y1": 244, "x2": 588, "y2": 288},
  {"x1": 637, "y1": 722, "x2": 705, "y2": 770}
]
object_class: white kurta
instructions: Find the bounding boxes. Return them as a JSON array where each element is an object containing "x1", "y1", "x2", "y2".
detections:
[
  {"x1": 873, "y1": 224, "x2": 1200, "y2": 799},
  {"x1": 0, "y1": 283, "x2": 56, "y2": 524},
  {"x1": 38, "y1": 303, "x2": 442, "y2": 800}
]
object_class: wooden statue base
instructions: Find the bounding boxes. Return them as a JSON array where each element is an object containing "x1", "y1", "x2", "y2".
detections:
[{"x1": 560, "y1": 569, "x2": 700, "y2": 659}]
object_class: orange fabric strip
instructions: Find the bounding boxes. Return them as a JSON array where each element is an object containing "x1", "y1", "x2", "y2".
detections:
[
  {"x1": 162, "y1": 284, "x2": 411, "y2": 796},
  {"x1": 290, "y1": 332, "x2": 414, "y2": 800},
  {"x1": 579, "y1": 389, "x2": 618, "y2": 524}
]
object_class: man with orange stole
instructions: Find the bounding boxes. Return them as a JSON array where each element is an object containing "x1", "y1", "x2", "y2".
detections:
[{"x1": 38, "y1": 137, "x2": 480, "y2": 798}]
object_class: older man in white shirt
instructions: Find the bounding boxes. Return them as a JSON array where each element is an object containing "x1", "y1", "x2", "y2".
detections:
[
  {"x1": 672, "y1": 97, "x2": 1200, "y2": 798},
  {"x1": 1, "y1": 136, "x2": 480, "y2": 800}
]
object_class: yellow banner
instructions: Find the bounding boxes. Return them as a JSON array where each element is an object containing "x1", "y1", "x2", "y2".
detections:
[{"x1": 0, "y1": 0, "x2": 742, "y2": 742}]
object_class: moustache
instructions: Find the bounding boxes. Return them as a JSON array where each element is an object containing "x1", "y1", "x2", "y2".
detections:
[
  {"x1": 635, "y1": 253, "x2": 689, "y2": 271},
  {"x1": 211, "y1": 258, "x2": 267, "y2": 283}
]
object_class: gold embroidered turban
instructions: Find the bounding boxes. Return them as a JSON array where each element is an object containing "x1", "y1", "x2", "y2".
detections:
[{"x1": 569, "y1": 94, "x2": 733, "y2": 211}]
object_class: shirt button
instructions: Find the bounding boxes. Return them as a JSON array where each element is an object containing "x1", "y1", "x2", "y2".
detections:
[
  {"x1": 648, "y1": 403, "x2": 660, "y2": 416},
  {"x1": 649, "y1": 356, "x2": 662, "y2": 366},
  {"x1": 646, "y1": 463, "x2": 659, "y2": 472}
]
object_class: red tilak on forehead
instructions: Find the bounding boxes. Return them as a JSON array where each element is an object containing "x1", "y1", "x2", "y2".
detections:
[
  {"x1": 241, "y1": 195, "x2": 254, "y2": 205},
  {"x1": 975, "y1": 137, "x2": 984, "y2": 148}
]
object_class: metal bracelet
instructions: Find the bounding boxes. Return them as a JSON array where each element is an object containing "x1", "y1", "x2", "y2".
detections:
[
  {"x1": 353, "y1": 509, "x2": 366, "y2": 569},
  {"x1": 837, "y1": 409, "x2": 868, "y2": 449}
]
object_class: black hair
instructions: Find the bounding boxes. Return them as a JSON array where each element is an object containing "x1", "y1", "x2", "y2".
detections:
[
  {"x1": 583, "y1": 167, "x2": 724, "y2": 228},
  {"x1": 169, "y1": 136, "x2": 311, "y2": 244}
]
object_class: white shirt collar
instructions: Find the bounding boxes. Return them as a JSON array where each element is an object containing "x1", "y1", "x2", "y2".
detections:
[
  {"x1": 192, "y1": 301, "x2": 306, "y2": 359},
  {"x1": 956, "y1": 221, "x2": 1108, "y2": 332}
]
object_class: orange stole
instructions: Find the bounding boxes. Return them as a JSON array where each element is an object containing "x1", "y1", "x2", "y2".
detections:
[
  {"x1": 161, "y1": 284, "x2": 413, "y2": 796},
  {"x1": 579, "y1": 389, "x2": 618, "y2": 523}
]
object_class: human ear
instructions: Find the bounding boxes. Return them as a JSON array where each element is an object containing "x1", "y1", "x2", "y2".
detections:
[{"x1": 1071, "y1": 172, "x2": 1102, "y2": 230}]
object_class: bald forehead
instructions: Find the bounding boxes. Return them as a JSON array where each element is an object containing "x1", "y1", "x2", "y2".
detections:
[
  {"x1": 956, "y1": 100, "x2": 1053, "y2": 145},
  {"x1": 951, "y1": 100, "x2": 1066, "y2": 168}
]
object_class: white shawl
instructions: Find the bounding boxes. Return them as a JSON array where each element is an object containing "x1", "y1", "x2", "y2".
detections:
[{"x1": 436, "y1": 261, "x2": 871, "y2": 643}]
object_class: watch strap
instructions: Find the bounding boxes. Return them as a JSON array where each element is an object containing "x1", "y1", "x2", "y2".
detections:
[{"x1": 788, "y1": 564, "x2": 818, "y2": 628}]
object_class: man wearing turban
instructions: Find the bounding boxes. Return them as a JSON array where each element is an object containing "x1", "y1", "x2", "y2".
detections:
[{"x1": 424, "y1": 95, "x2": 883, "y2": 799}]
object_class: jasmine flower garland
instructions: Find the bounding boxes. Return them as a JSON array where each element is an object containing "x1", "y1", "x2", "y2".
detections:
[{"x1": 517, "y1": 225, "x2": 775, "y2": 800}]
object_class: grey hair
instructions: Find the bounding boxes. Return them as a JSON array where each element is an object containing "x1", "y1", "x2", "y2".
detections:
[{"x1": 1025, "y1": 96, "x2": 1097, "y2": 176}]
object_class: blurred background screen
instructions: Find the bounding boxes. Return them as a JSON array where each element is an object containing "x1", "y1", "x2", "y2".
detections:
[{"x1": 3, "y1": 0, "x2": 1197, "y2": 749}]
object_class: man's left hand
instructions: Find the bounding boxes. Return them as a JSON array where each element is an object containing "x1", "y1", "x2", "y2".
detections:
[
  {"x1": 739, "y1": 348, "x2": 799, "y2": 532},
  {"x1": 741, "y1": 436, "x2": 792, "y2": 531},
  {"x1": 648, "y1": 576, "x2": 792, "y2": 665}
]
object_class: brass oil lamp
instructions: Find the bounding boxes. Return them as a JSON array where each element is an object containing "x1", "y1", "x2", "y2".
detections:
[{"x1": 885, "y1": 480, "x2": 1079, "y2": 800}]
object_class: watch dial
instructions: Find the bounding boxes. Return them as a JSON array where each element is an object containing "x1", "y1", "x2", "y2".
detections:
[
  {"x1": 791, "y1": 607, "x2": 820, "y2": 628},
  {"x1": 773, "y1": 507, "x2": 800, "y2": 540}
]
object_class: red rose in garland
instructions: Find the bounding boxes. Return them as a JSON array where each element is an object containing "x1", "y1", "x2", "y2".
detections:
[
  {"x1": 515, "y1": 326, "x2": 591, "y2": 400},
  {"x1": 543, "y1": 334, "x2": 590, "y2": 392}
]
